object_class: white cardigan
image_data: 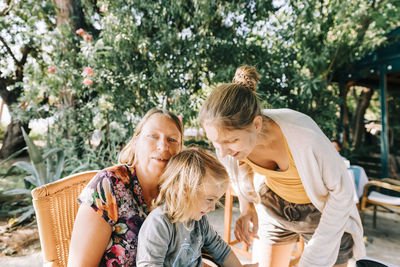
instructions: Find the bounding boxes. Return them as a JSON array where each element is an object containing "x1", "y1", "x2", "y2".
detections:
[{"x1": 218, "y1": 108, "x2": 365, "y2": 267}]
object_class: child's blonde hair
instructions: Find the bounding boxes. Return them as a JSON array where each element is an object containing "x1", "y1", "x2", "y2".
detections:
[{"x1": 153, "y1": 147, "x2": 229, "y2": 223}]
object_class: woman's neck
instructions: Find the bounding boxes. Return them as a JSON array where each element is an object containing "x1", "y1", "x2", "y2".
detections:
[
  {"x1": 135, "y1": 165, "x2": 160, "y2": 206},
  {"x1": 248, "y1": 118, "x2": 285, "y2": 164},
  {"x1": 256, "y1": 118, "x2": 281, "y2": 150}
]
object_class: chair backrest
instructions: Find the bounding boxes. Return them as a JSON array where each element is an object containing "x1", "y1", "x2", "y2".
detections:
[
  {"x1": 360, "y1": 178, "x2": 400, "y2": 228},
  {"x1": 31, "y1": 170, "x2": 99, "y2": 267}
]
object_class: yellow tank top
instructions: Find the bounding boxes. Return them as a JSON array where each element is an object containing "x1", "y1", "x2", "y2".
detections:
[{"x1": 242, "y1": 138, "x2": 311, "y2": 204}]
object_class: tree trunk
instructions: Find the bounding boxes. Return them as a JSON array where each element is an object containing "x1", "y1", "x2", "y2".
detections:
[
  {"x1": 0, "y1": 44, "x2": 32, "y2": 159},
  {"x1": 53, "y1": 0, "x2": 90, "y2": 30},
  {"x1": 341, "y1": 82, "x2": 352, "y2": 148},
  {"x1": 0, "y1": 120, "x2": 28, "y2": 158},
  {"x1": 352, "y1": 87, "x2": 373, "y2": 148}
]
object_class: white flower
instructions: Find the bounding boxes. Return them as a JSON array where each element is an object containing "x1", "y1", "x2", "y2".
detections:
[
  {"x1": 106, "y1": 238, "x2": 113, "y2": 250},
  {"x1": 80, "y1": 187, "x2": 95, "y2": 205}
]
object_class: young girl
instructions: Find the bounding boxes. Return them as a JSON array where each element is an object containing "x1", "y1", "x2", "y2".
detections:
[{"x1": 136, "y1": 147, "x2": 258, "y2": 267}]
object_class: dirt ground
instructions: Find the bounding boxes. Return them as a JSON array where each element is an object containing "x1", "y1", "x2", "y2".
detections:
[{"x1": 0, "y1": 220, "x2": 41, "y2": 258}]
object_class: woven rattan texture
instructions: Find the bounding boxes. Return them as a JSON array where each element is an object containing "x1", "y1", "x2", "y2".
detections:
[{"x1": 32, "y1": 170, "x2": 99, "y2": 266}]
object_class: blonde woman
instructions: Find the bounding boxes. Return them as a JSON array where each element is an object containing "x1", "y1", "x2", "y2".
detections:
[
  {"x1": 199, "y1": 66, "x2": 366, "y2": 267},
  {"x1": 68, "y1": 108, "x2": 183, "y2": 267},
  {"x1": 137, "y1": 148, "x2": 258, "y2": 267}
]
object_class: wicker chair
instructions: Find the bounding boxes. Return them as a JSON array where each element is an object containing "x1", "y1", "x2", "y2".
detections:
[
  {"x1": 360, "y1": 178, "x2": 400, "y2": 228},
  {"x1": 31, "y1": 170, "x2": 99, "y2": 266}
]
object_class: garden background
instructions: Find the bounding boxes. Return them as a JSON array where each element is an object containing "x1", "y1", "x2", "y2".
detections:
[{"x1": 1, "y1": 0, "x2": 400, "y2": 263}]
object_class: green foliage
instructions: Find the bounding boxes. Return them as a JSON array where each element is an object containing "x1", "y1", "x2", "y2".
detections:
[
  {"x1": 4, "y1": 0, "x2": 400, "y2": 173},
  {"x1": 184, "y1": 138, "x2": 211, "y2": 150},
  {"x1": 0, "y1": 123, "x2": 5, "y2": 140},
  {"x1": 0, "y1": 147, "x2": 27, "y2": 169},
  {"x1": 62, "y1": 139, "x2": 122, "y2": 172},
  {"x1": 6, "y1": 128, "x2": 64, "y2": 186},
  {"x1": 87, "y1": 0, "x2": 275, "y2": 121},
  {"x1": 0, "y1": 0, "x2": 56, "y2": 70},
  {"x1": 14, "y1": 0, "x2": 277, "y2": 168},
  {"x1": 1, "y1": 128, "x2": 88, "y2": 227},
  {"x1": 256, "y1": 0, "x2": 400, "y2": 135}
]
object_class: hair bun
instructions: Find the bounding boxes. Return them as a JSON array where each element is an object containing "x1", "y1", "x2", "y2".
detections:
[{"x1": 232, "y1": 65, "x2": 260, "y2": 92}]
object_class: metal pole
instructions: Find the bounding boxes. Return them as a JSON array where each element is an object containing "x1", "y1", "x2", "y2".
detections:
[
  {"x1": 338, "y1": 81, "x2": 344, "y2": 143},
  {"x1": 379, "y1": 67, "x2": 389, "y2": 178}
]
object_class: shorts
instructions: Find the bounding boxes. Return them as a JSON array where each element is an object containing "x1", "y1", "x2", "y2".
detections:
[{"x1": 255, "y1": 182, "x2": 354, "y2": 265}]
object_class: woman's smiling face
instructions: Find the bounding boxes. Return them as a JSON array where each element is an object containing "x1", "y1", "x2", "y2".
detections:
[
  {"x1": 203, "y1": 121, "x2": 260, "y2": 161},
  {"x1": 134, "y1": 114, "x2": 182, "y2": 178}
]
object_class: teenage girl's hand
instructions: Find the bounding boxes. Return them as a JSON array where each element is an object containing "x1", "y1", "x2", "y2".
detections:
[{"x1": 234, "y1": 201, "x2": 259, "y2": 246}]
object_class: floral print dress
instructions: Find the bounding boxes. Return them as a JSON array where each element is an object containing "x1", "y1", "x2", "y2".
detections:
[{"x1": 78, "y1": 165, "x2": 149, "y2": 267}]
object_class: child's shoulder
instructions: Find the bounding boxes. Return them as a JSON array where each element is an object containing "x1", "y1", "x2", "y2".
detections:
[
  {"x1": 141, "y1": 206, "x2": 173, "y2": 237},
  {"x1": 147, "y1": 206, "x2": 169, "y2": 222},
  {"x1": 149, "y1": 205, "x2": 164, "y2": 215}
]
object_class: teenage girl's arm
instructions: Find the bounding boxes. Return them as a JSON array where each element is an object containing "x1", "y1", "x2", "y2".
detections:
[
  {"x1": 68, "y1": 204, "x2": 112, "y2": 267},
  {"x1": 234, "y1": 195, "x2": 259, "y2": 247},
  {"x1": 216, "y1": 152, "x2": 259, "y2": 248},
  {"x1": 222, "y1": 251, "x2": 258, "y2": 267}
]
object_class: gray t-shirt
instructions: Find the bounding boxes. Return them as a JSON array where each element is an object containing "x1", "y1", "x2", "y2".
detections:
[{"x1": 137, "y1": 206, "x2": 231, "y2": 266}]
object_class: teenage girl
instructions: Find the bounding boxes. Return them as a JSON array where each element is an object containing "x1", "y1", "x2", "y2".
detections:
[{"x1": 199, "y1": 65, "x2": 365, "y2": 267}]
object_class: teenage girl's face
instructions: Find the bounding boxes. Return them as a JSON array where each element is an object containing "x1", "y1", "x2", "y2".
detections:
[
  {"x1": 135, "y1": 114, "x2": 182, "y2": 179},
  {"x1": 190, "y1": 175, "x2": 227, "y2": 221},
  {"x1": 203, "y1": 117, "x2": 261, "y2": 161}
]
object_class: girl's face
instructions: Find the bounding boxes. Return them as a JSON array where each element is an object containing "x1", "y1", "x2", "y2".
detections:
[
  {"x1": 190, "y1": 175, "x2": 227, "y2": 221},
  {"x1": 134, "y1": 114, "x2": 182, "y2": 179},
  {"x1": 203, "y1": 117, "x2": 262, "y2": 161}
]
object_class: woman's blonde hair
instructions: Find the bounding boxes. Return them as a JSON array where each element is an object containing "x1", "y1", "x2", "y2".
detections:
[
  {"x1": 118, "y1": 108, "x2": 183, "y2": 166},
  {"x1": 153, "y1": 147, "x2": 229, "y2": 223},
  {"x1": 199, "y1": 65, "x2": 262, "y2": 130}
]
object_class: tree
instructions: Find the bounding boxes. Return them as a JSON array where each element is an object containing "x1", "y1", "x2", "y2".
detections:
[
  {"x1": 0, "y1": 0, "x2": 54, "y2": 158},
  {"x1": 18, "y1": 0, "x2": 276, "y2": 167},
  {"x1": 0, "y1": 0, "x2": 97, "y2": 158},
  {"x1": 89, "y1": 0, "x2": 275, "y2": 120},
  {"x1": 5, "y1": 0, "x2": 400, "y2": 167},
  {"x1": 257, "y1": 0, "x2": 400, "y2": 139}
]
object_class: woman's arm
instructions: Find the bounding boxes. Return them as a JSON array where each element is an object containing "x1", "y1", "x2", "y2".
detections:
[
  {"x1": 234, "y1": 195, "x2": 259, "y2": 246},
  {"x1": 216, "y1": 152, "x2": 259, "y2": 247},
  {"x1": 299, "y1": 144, "x2": 359, "y2": 266},
  {"x1": 68, "y1": 204, "x2": 112, "y2": 267}
]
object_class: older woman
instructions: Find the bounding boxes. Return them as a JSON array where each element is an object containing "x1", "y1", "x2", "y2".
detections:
[{"x1": 68, "y1": 108, "x2": 183, "y2": 267}]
